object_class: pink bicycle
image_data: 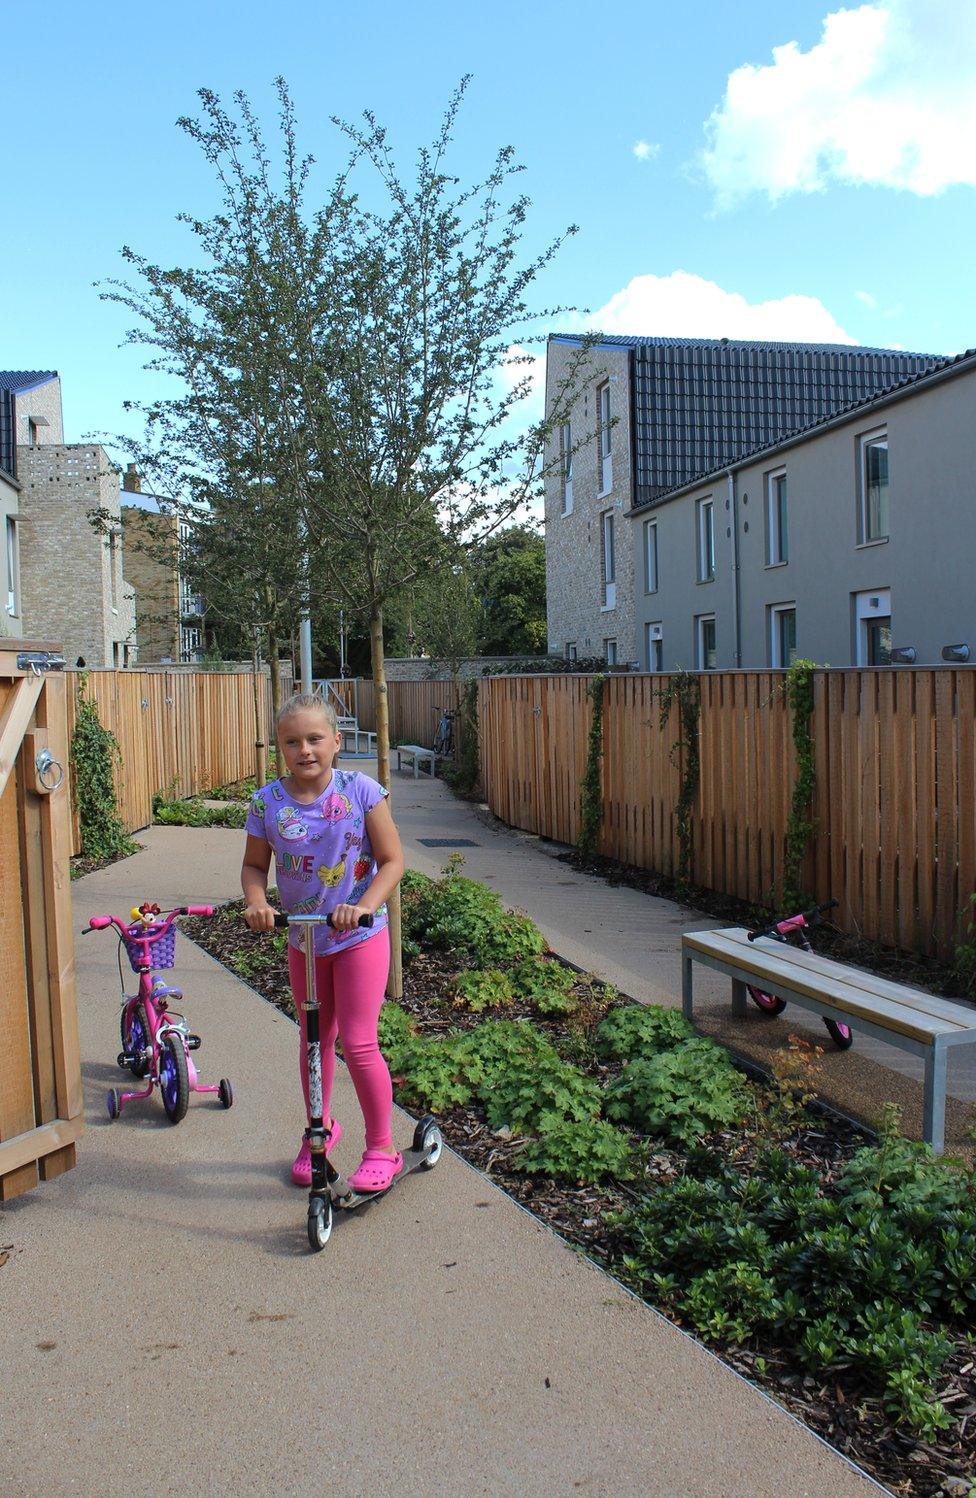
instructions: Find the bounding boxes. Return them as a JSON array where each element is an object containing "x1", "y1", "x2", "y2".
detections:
[
  {"x1": 85, "y1": 901, "x2": 234, "y2": 1122},
  {"x1": 746, "y1": 899, "x2": 853, "y2": 1049}
]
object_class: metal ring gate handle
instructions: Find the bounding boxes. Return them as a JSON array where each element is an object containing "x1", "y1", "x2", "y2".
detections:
[{"x1": 35, "y1": 748, "x2": 65, "y2": 792}]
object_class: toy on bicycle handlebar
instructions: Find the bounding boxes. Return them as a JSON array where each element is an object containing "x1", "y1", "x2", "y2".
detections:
[
  {"x1": 267, "y1": 910, "x2": 443, "y2": 1252},
  {"x1": 745, "y1": 898, "x2": 853, "y2": 1049},
  {"x1": 85, "y1": 902, "x2": 234, "y2": 1122}
]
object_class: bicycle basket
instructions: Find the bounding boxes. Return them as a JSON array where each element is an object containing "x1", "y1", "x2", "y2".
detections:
[{"x1": 123, "y1": 923, "x2": 177, "y2": 973}]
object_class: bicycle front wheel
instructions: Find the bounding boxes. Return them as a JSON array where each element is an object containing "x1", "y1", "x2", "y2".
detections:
[{"x1": 158, "y1": 1035, "x2": 189, "y2": 1123}]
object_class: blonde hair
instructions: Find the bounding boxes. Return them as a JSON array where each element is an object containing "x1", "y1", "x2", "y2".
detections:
[{"x1": 275, "y1": 692, "x2": 339, "y2": 734}]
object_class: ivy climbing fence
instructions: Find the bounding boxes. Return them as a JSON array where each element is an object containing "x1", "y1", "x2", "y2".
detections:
[{"x1": 475, "y1": 669, "x2": 976, "y2": 965}]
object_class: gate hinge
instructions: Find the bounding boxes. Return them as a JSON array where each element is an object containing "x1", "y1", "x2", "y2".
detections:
[{"x1": 16, "y1": 651, "x2": 66, "y2": 674}]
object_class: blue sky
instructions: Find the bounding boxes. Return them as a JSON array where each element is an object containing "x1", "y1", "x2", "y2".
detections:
[{"x1": 4, "y1": 0, "x2": 975, "y2": 450}]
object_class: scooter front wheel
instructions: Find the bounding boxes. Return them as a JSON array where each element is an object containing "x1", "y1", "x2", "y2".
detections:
[{"x1": 307, "y1": 1197, "x2": 332, "y2": 1251}]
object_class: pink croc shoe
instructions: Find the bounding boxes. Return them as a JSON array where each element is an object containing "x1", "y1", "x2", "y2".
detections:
[
  {"x1": 291, "y1": 1120, "x2": 343, "y2": 1186},
  {"x1": 347, "y1": 1149, "x2": 404, "y2": 1193}
]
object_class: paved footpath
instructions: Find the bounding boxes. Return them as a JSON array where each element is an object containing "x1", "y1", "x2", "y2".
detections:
[{"x1": 1, "y1": 772, "x2": 884, "y2": 1496}]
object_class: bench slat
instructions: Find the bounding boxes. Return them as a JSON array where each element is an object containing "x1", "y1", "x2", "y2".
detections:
[{"x1": 683, "y1": 929, "x2": 974, "y2": 1043}]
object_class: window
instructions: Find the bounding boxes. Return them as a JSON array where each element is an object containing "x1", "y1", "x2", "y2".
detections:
[
  {"x1": 853, "y1": 589, "x2": 892, "y2": 666},
  {"x1": 696, "y1": 614, "x2": 717, "y2": 670},
  {"x1": 181, "y1": 625, "x2": 203, "y2": 661},
  {"x1": 597, "y1": 381, "x2": 612, "y2": 494},
  {"x1": 643, "y1": 519, "x2": 658, "y2": 593},
  {"x1": 5, "y1": 516, "x2": 18, "y2": 614},
  {"x1": 108, "y1": 531, "x2": 119, "y2": 610},
  {"x1": 645, "y1": 622, "x2": 663, "y2": 672},
  {"x1": 766, "y1": 469, "x2": 788, "y2": 565},
  {"x1": 600, "y1": 509, "x2": 616, "y2": 609},
  {"x1": 769, "y1": 603, "x2": 797, "y2": 667},
  {"x1": 859, "y1": 430, "x2": 889, "y2": 542},
  {"x1": 564, "y1": 641, "x2": 578, "y2": 662},
  {"x1": 697, "y1": 497, "x2": 715, "y2": 582},
  {"x1": 27, "y1": 418, "x2": 40, "y2": 448},
  {"x1": 559, "y1": 421, "x2": 573, "y2": 515},
  {"x1": 604, "y1": 638, "x2": 618, "y2": 666}
]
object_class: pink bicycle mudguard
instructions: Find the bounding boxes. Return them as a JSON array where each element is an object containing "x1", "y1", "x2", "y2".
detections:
[
  {"x1": 88, "y1": 915, "x2": 112, "y2": 929},
  {"x1": 185, "y1": 905, "x2": 214, "y2": 917}
]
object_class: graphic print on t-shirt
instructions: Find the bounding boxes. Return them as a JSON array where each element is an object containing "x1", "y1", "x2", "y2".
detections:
[{"x1": 276, "y1": 806, "x2": 309, "y2": 841}]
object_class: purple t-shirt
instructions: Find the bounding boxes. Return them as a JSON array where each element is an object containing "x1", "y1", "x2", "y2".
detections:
[{"x1": 245, "y1": 769, "x2": 390, "y2": 956}]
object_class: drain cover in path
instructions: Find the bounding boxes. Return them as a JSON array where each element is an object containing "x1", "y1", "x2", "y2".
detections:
[{"x1": 417, "y1": 838, "x2": 480, "y2": 848}]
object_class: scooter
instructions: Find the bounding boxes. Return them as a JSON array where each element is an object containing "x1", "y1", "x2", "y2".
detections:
[{"x1": 273, "y1": 911, "x2": 443, "y2": 1251}]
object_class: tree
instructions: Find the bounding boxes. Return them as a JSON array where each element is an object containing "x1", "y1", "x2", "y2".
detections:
[
  {"x1": 101, "y1": 78, "x2": 596, "y2": 993},
  {"x1": 468, "y1": 524, "x2": 547, "y2": 655}
]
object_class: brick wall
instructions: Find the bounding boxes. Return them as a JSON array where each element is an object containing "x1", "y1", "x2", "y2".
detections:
[
  {"x1": 14, "y1": 377, "x2": 64, "y2": 446},
  {"x1": 17, "y1": 444, "x2": 136, "y2": 666},
  {"x1": 121, "y1": 506, "x2": 180, "y2": 662}
]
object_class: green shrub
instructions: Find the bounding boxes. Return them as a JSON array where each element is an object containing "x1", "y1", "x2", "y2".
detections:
[
  {"x1": 153, "y1": 796, "x2": 248, "y2": 828},
  {"x1": 402, "y1": 871, "x2": 545, "y2": 966},
  {"x1": 70, "y1": 679, "x2": 138, "y2": 863},
  {"x1": 454, "y1": 968, "x2": 514, "y2": 1012},
  {"x1": 514, "y1": 1118, "x2": 636, "y2": 1184},
  {"x1": 510, "y1": 956, "x2": 578, "y2": 1015},
  {"x1": 481, "y1": 1049, "x2": 601, "y2": 1134},
  {"x1": 605, "y1": 1039, "x2": 752, "y2": 1145},
  {"x1": 595, "y1": 1004, "x2": 696, "y2": 1060}
]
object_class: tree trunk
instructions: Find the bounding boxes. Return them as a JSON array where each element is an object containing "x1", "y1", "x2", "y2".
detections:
[
  {"x1": 269, "y1": 631, "x2": 284, "y2": 723},
  {"x1": 370, "y1": 603, "x2": 402, "y2": 1000},
  {"x1": 252, "y1": 638, "x2": 267, "y2": 787}
]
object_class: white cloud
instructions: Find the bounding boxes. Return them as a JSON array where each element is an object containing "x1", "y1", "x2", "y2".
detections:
[
  {"x1": 586, "y1": 271, "x2": 855, "y2": 343},
  {"x1": 702, "y1": 0, "x2": 976, "y2": 206},
  {"x1": 632, "y1": 140, "x2": 660, "y2": 161},
  {"x1": 855, "y1": 289, "x2": 878, "y2": 309}
]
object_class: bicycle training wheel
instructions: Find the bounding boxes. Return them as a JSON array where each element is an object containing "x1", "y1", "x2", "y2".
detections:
[
  {"x1": 823, "y1": 1018, "x2": 854, "y2": 1050},
  {"x1": 158, "y1": 1035, "x2": 190, "y2": 1123},
  {"x1": 747, "y1": 985, "x2": 787, "y2": 1016},
  {"x1": 121, "y1": 1001, "x2": 152, "y2": 1078}
]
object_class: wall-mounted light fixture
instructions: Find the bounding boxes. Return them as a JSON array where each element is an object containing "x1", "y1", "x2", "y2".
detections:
[
  {"x1": 890, "y1": 646, "x2": 917, "y2": 664},
  {"x1": 941, "y1": 644, "x2": 971, "y2": 662}
]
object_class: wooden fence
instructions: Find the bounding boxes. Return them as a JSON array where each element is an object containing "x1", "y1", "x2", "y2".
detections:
[
  {"x1": 1, "y1": 645, "x2": 82, "y2": 1200},
  {"x1": 65, "y1": 669, "x2": 270, "y2": 854},
  {"x1": 477, "y1": 670, "x2": 976, "y2": 965}
]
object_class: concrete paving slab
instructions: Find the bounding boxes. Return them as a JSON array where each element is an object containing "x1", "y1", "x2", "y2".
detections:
[{"x1": 0, "y1": 820, "x2": 881, "y2": 1496}]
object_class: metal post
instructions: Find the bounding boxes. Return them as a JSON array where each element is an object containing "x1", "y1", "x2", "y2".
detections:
[
  {"x1": 299, "y1": 615, "x2": 313, "y2": 694},
  {"x1": 731, "y1": 979, "x2": 748, "y2": 1017},
  {"x1": 682, "y1": 952, "x2": 694, "y2": 1022}
]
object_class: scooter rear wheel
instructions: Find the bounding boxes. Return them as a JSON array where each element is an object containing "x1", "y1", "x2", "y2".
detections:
[
  {"x1": 307, "y1": 1197, "x2": 332, "y2": 1251},
  {"x1": 414, "y1": 1115, "x2": 443, "y2": 1169}
]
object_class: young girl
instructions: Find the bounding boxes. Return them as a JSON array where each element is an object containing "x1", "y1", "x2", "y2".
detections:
[{"x1": 242, "y1": 693, "x2": 405, "y2": 1192}]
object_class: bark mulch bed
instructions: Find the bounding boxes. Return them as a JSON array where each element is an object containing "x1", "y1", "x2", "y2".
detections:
[{"x1": 185, "y1": 903, "x2": 976, "y2": 1498}]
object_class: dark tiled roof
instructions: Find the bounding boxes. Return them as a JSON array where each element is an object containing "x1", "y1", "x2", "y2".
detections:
[
  {"x1": 0, "y1": 370, "x2": 58, "y2": 393},
  {"x1": 549, "y1": 332, "x2": 928, "y2": 356},
  {"x1": 637, "y1": 345, "x2": 976, "y2": 508}
]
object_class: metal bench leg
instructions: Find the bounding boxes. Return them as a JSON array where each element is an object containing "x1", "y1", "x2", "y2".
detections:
[
  {"x1": 923, "y1": 1044, "x2": 947, "y2": 1156},
  {"x1": 731, "y1": 979, "x2": 748, "y2": 1018},
  {"x1": 682, "y1": 954, "x2": 694, "y2": 1022}
]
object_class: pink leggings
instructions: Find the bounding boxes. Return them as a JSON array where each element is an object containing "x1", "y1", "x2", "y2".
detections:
[{"x1": 287, "y1": 928, "x2": 394, "y2": 1151}]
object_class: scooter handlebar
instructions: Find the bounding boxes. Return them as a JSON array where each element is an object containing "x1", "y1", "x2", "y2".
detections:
[{"x1": 271, "y1": 912, "x2": 374, "y2": 929}]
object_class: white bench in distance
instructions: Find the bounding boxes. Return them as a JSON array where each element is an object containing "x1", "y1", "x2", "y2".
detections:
[
  {"x1": 395, "y1": 744, "x2": 438, "y2": 778},
  {"x1": 681, "y1": 925, "x2": 976, "y2": 1155}
]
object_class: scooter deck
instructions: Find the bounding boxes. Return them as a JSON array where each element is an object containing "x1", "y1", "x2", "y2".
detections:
[{"x1": 319, "y1": 1144, "x2": 431, "y2": 1212}]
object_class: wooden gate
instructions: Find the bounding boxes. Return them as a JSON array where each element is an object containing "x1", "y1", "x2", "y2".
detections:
[{"x1": 0, "y1": 642, "x2": 82, "y2": 1201}]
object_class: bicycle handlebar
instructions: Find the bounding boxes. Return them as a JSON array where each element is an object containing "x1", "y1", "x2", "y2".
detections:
[
  {"x1": 84, "y1": 905, "x2": 215, "y2": 936},
  {"x1": 271, "y1": 911, "x2": 374, "y2": 930},
  {"x1": 747, "y1": 898, "x2": 838, "y2": 942}
]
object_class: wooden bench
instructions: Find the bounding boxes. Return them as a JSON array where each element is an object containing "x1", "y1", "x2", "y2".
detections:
[
  {"x1": 395, "y1": 744, "x2": 438, "y2": 778},
  {"x1": 681, "y1": 926, "x2": 976, "y2": 1154}
]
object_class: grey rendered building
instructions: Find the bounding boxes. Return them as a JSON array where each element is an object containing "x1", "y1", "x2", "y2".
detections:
[
  {"x1": 544, "y1": 335, "x2": 938, "y2": 665},
  {"x1": 631, "y1": 347, "x2": 976, "y2": 671}
]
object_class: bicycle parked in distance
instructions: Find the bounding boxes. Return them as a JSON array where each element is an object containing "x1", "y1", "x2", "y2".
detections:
[
  {"x1": 433, "y1": 704, "x2": 459, "y2": 757},
  {"x1": 85, "y1": 901, "x2": 234, "y2": 1122},
  {"x1": 745, "y1": 899, "x2": 854, "y2": 1049}
]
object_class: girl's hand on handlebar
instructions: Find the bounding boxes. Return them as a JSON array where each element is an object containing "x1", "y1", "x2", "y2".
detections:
[
  {"x1": 329, "y1": 902, "x2": 372, "y2": 931},
  {"x1": 244, "y1": 902, "x2": 277, "y2": 933}
]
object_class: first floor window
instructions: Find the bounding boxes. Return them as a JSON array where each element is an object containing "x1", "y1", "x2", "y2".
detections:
[
  {"x1": 643, "y1": 518, "x2": 658, "y2": 593},
  {"x1": 766, "y1": 469, "x2": 788, "y2": 565},
  {"x1": 697, "y1": 497, "x2": 715, "y2": 582},
  {"x1": 696, "y1": 614, "x2": 717, "y2": 670},
  {"x1": 5, "y1": 515, "x2": 18, "y2": 614},
  {"x1": 860, "y1": 429, "x2": 889, "y2": 542},
  {"x1": 565, "y1": 640, "x2": 578, "y2": 662},
  {"x1": 560, "y1": 421, "x2": 573, "y2": 514},
  {"x1": 769, "y1": 603, "x2": 797, "y2": 667},
  {"x1": 601, "y1": 509, "x2": 616, "y2": 608},
  {"x1": 604, "y1": 638, "x2": 618, "y2": 666},
  {"x1": 645, "y1": 622, "x2": 663, "y2": 672}
]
